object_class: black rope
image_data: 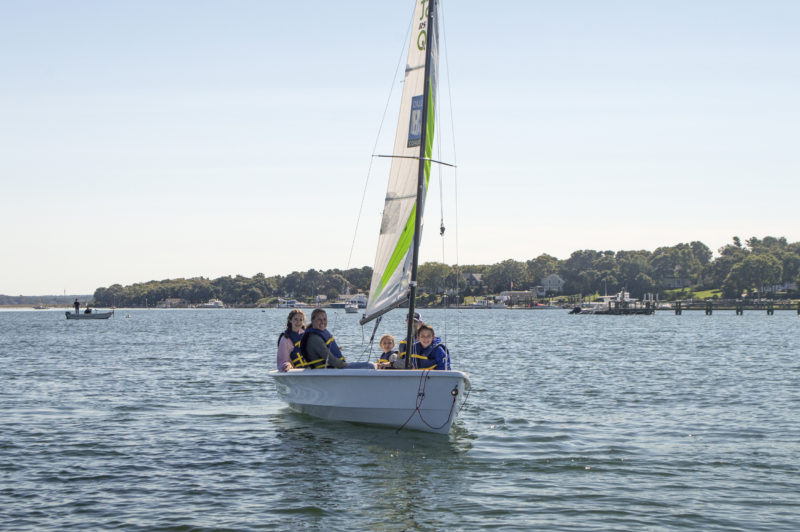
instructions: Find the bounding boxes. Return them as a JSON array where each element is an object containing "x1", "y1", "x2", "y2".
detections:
[
  {"x1": 395, "y1": 370, "x2": 461, "y2": 433},
  {"x1": 457, "y1": 384, "x2": 471, "y2": 414}
]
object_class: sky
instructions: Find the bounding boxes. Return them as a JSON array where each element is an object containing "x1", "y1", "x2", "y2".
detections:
[{"x1": 1, "y1": 0, "x2": 799, "y2": 295}]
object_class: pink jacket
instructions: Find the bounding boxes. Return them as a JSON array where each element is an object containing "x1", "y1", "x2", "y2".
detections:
[{"x1": 277, "y1": 328, "x2": 304, "y2": 371}]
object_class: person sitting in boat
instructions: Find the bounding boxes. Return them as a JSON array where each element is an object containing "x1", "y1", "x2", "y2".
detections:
[
  {"x1": 409, "y1": 324, "x2": 450, "y2": 370},
  {"x1": 276, "y1": 309, "x2": 305, "y2": 371},
  {"x1": 300, "y1": 309, "x2": 375, "y2": 369},
  {"x1": 83, "y1": 305, "x2": 92, "y2": 314},
  {"x1": 377, "y1": 334, "x2": 400, "y2": 369},
  {"x1": 396, "y1": 311, "x2": 423, "y2": 365}
]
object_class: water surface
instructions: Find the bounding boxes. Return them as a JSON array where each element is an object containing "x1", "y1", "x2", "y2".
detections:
[{"x1": 1, "y1": 308, "x2": 798, "y2": 530}]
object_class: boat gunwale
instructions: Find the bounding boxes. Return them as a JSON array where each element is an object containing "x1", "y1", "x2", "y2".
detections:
[{"x1": 269, "y1": 368, "x2": 469, "y2": 382}]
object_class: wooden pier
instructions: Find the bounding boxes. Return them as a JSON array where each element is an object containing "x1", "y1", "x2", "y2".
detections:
[{"x1": 672, "y1": 300, "x2": 799, "y2": 315}]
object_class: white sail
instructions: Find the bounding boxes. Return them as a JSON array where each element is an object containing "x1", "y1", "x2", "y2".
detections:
[{"x1": 362, "y1": 0, "x2": 439, "y2": 324}]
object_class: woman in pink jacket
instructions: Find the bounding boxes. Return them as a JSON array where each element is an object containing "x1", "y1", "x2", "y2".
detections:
[{"x1": 276, "y1": 309, "x2": 305, "y2": 371}]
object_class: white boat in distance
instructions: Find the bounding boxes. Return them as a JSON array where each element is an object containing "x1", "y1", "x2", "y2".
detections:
[
  {"x1": 197, "y1": 298, "x2": 225, "y2": 308},
  {"x1": 270, "y1": 0, "x2": 469, "y2": 434},
  {"x1": 344, "y1": 299, "x2": 360, "y2": 313},
  {"x1": 65, "y1": 310, "x2": 114, "y2": 320},
  {"x1": 277, "y1": 298, "x2": 309, "y2": 308}
]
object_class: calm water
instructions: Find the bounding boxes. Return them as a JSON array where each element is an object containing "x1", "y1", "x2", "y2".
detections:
[{"x1": 1, "y1": 308, "x2": 799, "y2": 530}]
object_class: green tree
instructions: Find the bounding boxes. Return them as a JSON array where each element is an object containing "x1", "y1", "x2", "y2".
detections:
[
  {"x1": 417, "y1": 262, "x2": 452, "y2": 295},
  {"x1": 722, "y1": 254, "x2": 782, "y2": 298},
  {"x1": 484, "y1": 259, "x2": 526, "y2": 293},
  {"x1": 615, "y1": 250, "x2": 653, "y2": 296},
  {"x1": 561, "y1": 250, "x2": 603, "y2": 293},
  {"x1": 690, "y1": 241, "x2": 712, "y2": 265},
  {"x1": 706, "y1": 240, "x2": 749, "y2": 288},
  {"x1": 526, "y1": 254, "x2": 560, "y2": 284}
]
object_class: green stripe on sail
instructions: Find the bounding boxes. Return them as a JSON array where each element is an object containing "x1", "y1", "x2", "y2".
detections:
[
  {"x1": 371, "y1": 205, "x2": 416, "y2": 303},
  {"x1": 371, "y1": 73, "x2": 436, "y2": 304},
  {"x1": 424, "y1": 81, "x2": 435, "y2": 184}
]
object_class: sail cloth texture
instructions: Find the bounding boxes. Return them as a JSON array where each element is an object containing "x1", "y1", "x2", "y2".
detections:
[{"x1": 362, "y1": 0, "x2": 439, "y2": 325}]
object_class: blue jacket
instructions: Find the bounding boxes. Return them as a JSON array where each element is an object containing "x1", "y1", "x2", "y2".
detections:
[
  {"x1": 398, "y1": 336, "x2": 449, "y2": 370},
  {"x1": 410, "y1": 339, "x2": 449, "y2": 370}
]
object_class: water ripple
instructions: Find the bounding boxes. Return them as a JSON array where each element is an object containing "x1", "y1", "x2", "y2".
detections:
[{"x1": 1, "y1": 309, "x2": 799, "y2": 530}]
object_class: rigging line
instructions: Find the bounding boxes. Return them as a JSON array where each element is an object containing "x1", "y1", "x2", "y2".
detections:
[
  {"x1": 362, "y1": 316, "x2": 382, "y2": 362},
  {"x1": 344, "y1": 8, "x2": 415, "y2": 271},
  {"x1": 434, "y1": 60, "x2": 450, "y2": 349},
  {"x1": 441, "y1": 0, "x2": 462, "y2": 347}
]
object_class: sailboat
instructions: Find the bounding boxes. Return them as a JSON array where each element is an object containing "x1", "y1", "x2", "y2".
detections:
[{"x1": 269, "y1": 0, "x2": 469, "y2": 434}]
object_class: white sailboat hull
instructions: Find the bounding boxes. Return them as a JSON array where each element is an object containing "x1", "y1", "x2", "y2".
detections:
[{"x1": 269, "y1": 369, "x2": 469, "y2": 434}]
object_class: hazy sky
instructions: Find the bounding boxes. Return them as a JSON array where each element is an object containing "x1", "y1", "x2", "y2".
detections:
[{"x1": 2, "y1": 1, "x2": 798, "y2": 295}]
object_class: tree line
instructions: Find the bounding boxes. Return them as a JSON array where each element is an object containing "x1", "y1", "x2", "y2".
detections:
[
  {"x1": 457, "y1": 236, "x2": 799, "y2": 300},
  {"x1": 90, "y1": 235, "x2": 800, "y2": 307},
  {"x1": 91, "y1": 267, "x2": 373, "y2": 308}
]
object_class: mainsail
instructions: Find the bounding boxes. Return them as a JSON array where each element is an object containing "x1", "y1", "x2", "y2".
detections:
[{"x1": 362, "y1": 0, "x2": 439, "y2": 325}]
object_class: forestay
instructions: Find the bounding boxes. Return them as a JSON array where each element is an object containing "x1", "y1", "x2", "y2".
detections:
[{"x1": 361, "y1": 0, "x2": 439, "y2": 325}]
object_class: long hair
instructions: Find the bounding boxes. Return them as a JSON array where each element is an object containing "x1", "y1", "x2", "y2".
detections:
[{"x1": 285, "y1": 309, "x2": 306, "y2": 331}]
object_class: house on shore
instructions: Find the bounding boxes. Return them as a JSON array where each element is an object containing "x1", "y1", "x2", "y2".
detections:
[{"x1": 539, "y1": 274, "x2": 564, "y2": 295}]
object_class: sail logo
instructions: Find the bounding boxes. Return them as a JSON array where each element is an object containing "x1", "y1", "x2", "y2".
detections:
[
  {"x1": 407, "y1": 95, "x2": 423, "y2": 147},
  {"x1": 417, "y1": 0, "x2": 429, "y2": 50}
]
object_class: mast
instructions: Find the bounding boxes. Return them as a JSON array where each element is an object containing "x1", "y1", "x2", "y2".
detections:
[{"x1": 405, "y1": 0, "x2": 436, "y2": 368}]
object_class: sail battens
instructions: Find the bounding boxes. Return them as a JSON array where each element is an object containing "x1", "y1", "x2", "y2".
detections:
[
  {"x1": 374, "y1": 154, "x2": 455, "y2": 167},
  {"x1": 385, "y1": 193, "x2": 417, "y2": 202}
]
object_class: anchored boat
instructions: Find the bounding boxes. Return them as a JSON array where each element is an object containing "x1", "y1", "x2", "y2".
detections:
[{"x1": 65, "y1": 310, "x2": 114, "y2": 320}]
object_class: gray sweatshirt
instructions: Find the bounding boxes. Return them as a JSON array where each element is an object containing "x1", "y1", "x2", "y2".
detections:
[{"x1": 304, "y1": 332, "x2": 347, "y2": 369}]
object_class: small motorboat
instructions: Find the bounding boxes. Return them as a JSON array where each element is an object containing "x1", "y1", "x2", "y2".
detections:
[{"x1": 65, "y1": 310, "x2": 114, "y2": 320}]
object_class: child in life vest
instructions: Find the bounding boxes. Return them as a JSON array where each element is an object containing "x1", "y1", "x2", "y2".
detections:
[{"x1": 377, "y1": 334, "x2": 400, "y2": 369}]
